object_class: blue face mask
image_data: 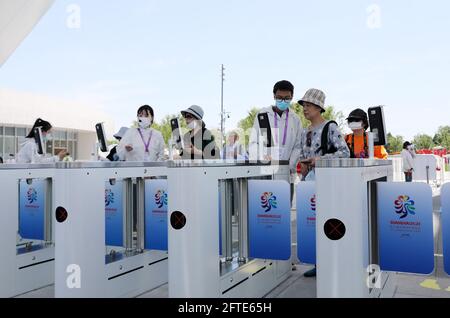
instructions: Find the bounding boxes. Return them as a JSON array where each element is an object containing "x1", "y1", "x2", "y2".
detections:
[{"x1": 276, "y1": 100, "x2": 290, "y2": 111}]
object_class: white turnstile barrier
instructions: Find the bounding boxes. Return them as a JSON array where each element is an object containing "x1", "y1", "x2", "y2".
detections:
[
  {"x1": 54, "y1": 162, "x2": 168, "y2": 298},
  {"x1": 167, "y1": 160, "x2": 291, "y2": 298},
  {"x1": 0, "y1": 164, "x2": 55, "y2": 298},
  {"x1": 315, "y1": 159, "x2": 397, "y2": 298}
]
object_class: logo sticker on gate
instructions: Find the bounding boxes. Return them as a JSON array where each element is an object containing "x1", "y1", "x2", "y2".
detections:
[
  {"x1": 155, "y1": 190, "x2": 168, "y2": 209},
  {"x1": 261, "y1": 192, "x2": 277, "y2": 212},
  {"x1": 395, "y1": 195, "x2": 416, "y2": 219},
  {"x1": 27, "y1": 187, "x2": 37, "y2": 204},
  {"x1": 105, "y1": 189, "x2": 114, "y2": 207},
  {"x1": 310, "y1": 194, "x2": 316, "y2": 214}
]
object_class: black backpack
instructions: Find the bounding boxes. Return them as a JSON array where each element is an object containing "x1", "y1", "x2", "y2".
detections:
[{"x1": 317, "y1": 121, "x2": 338, "y2": 156}]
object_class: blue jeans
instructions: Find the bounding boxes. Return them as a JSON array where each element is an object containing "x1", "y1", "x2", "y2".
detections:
[{"x1": 404, "y1": 172, "x2": 413, "y2": 182}]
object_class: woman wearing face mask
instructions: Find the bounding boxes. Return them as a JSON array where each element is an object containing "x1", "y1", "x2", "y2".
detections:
[
  {"x1": 345, "y1": 109, "x2": 388, "y2": 159},
  {"x1": 117, "y1": 105, "x2": 165, "y2": 162},
  {"x1": 178, "y1": 105, "x2": 219, "y2": 159},
  {"x1": 17, "y1": 118, "x2": 68, "y2": 164}
]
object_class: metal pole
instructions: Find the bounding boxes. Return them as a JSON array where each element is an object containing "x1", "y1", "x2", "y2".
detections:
[
  {"x1": 220, "y1": 180, "x2": 233, "y2": 262},
  {"x1": 221, "y1": 64, "x2": 225, "y2": 148},
  {"x1": 135, "y1": 178, "x2": 145, "y2": 253},
  {"x1": 238, "y1": 178, "x2": 249, "y2": 263},
  {"x1": 125, "y1": 178, "x2": 134, "y2": 253},
  {"x1": 44, "y1": 178, "x2": 52, "y2": 245}
]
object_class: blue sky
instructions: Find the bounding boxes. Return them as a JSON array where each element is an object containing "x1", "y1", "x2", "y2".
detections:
[{"x1": 1, "y1": 0, "x2": 449, "y2": 140}]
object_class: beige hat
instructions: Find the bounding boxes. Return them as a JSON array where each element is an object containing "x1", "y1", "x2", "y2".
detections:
[{"x1": 299, "y1": 88, "x2": 326, "y2": 112}]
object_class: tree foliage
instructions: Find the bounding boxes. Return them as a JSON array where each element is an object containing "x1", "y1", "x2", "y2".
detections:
[
  {"x1": 386, "y1": 133, "x2": 404, "y2": 154},
  {"x1": 412, "y1": 134, "x2": 434, "y2": 150}
]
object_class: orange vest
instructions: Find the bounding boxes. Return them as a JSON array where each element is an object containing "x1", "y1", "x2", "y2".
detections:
[{"x1": 345, "y1": 134, "x2": 388, "y2": 160}]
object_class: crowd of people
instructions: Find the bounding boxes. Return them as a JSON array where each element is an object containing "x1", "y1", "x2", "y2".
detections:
[{"x1": 2, "y1": 80, "x2": 422, "y2": 277}]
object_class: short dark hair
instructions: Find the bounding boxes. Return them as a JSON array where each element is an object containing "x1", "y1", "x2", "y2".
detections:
[
  {"x1": 26, "y1": 118, "x2": 52, "y2": 138},
  {"x1": 273, "y1": 80, "x2": 294, "y2": 95},
  {"x1": 403, "y1": 141, "x2": 412, "y2": 149},
  {"x1": 137, "y1": 105, "x2": 154, "y2": 118}
]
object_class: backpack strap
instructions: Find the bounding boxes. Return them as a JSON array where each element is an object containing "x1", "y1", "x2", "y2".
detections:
[{"x1": 318, "y1": 120, "x2": 338, "y2": 155}]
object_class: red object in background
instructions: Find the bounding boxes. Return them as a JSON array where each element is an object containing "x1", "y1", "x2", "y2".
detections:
[{"x1": 416, "y1": 148, "x2": 447, "y2": 157}]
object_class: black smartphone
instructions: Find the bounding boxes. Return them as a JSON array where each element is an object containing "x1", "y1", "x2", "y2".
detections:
[
  {"x1": 33, "y1": 127, "x2": 45, "y2": 155},
  {"x1": 95, "y1": 123, "x2": 108, "y2": 152},
  {"x1": 257, "y1": 112, "x2": 274, "y2": 147},
  {"x1": 170, "y1": 118, "x2": 184, "y2": 149}
]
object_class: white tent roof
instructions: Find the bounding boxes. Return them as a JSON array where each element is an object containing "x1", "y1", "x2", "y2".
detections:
[{"x1": 0, "y1": 0, "x2": 54, "y2": 67}]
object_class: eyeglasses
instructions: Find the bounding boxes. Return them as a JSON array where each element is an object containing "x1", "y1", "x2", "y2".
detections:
[
  {"x1": 275, "y1": 96, "x2": 293, "y2": 103},
  {"x1": 306, "y1": 131, "x2": 312, "y2": 148},
  {"x1": 184, "y1": 113, "x2": 194, "y2": 119},
  {"x1": 347, "y1": 118, "x2": 362, "y2": 123}
]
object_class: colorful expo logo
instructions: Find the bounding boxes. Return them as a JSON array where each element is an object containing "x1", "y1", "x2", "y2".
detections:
[
  {"x1": 26, "y1": 187, "x2": 37, "y2": 204},
  {"x1": 261, "y1": 192, "x2": 277, "y2": 212},
  {"x1": 105, "y1": 189, "x2": 114, "y2": 207},
  {"x1": 395, "y1": 195, "x2": 416, "y2": 219},
  {"x1": 155, "y1": 190, "x2": 168, "y2": 209},
  {"x1": 310, "y1": 194, "x2": 316, "y2": 213}
]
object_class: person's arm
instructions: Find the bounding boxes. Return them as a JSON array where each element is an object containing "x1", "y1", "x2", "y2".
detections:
[
  {"x1": 407, "y1": 152, "x2": 415, "y2": 171},
  {"x1": 156, "y1": 133, "x2": 165, "y2": 162},
  {"x1": 17, "y1": 141, "x2": 33, "y2": 164},
  {"x1": 116, "y1": 129, "x2": 133, "y2": 161},
  {"x1": 323, "y1": 123, "x2": 350, "y2": 159},
  {"x1": 289, "y1": 119, "x2": 303, "y2": 171},
  {"x1": 248, "y1": 114, "x2": 261, "y2": 161}
]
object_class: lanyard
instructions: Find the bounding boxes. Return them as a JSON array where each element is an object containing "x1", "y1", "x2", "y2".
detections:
[
  {"x1": 350, "y1": 133, "x2": 368, "y2": 158},
  {"x1": 137, "y1": 128, "x2": 153, "y2": 153},
  {"x1": 274, "y1": 109, "x2": 289, "y2": 146}
]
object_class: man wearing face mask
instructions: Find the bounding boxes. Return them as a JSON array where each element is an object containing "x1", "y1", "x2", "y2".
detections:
[
  {"x1": 401, "y1": 141, "x2": 416, "y2": 182},
  {"x1": 345, "y1": 108, "x2": 388, "y2": 159},
  {"x1": 178, "y1": 105, "x2": 219, "y2": 160},
  {"x1": 249, "y1": 80, "x2": 303, "y2": 171},
  {"x1": 117, "y1": 105, "x2": 165, "y2": 162}
]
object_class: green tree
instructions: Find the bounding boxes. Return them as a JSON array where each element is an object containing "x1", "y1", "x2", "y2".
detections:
[
  {"x1": 412, "y1": 134, "x2": 434, "y2": 150},
  {"x1": 151, "y1": 114, "x2": 187, "y2": 144},
  {"x1": 433, "y1": 126, "x2": 450, "y2": 149},
  {"x1": 237, "y1": 108, "x2": 261, "y2": 146},
  {"x1": 386, "y1": 133, "x2": 404, "y2": 154}
]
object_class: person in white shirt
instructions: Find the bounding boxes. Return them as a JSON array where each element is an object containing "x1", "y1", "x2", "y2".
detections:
[
  {"x1": 221, "y1": 131, "x2": 247, "y2": 160},
  {"x1": 249, "y1": 80, "x2": 303, "y2": 172},
  {"x1": 117, "y1": 105, "x2": 165, "y2": 162},
  {"x1": 401, "y1": 141, "x2": 416, "y2": 182},
  {"x1": 17, "y1": 118, "x2": 67, "y2": 164}
]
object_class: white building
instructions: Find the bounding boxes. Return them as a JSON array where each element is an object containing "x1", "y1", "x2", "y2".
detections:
[{"x1": 0, "y1": 88, "x2": 115, "y2": 161}]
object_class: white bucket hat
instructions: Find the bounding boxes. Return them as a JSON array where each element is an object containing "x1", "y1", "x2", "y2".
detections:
[
  {"x1": 181, "y1": 105, "x2": 204, "y2": 120},
  {"x1": 113, "y1": 127, "x2": 128, "y2": 140},
  {"x1": 299, "y1": 88, "x2": 326, "y2": 112}
]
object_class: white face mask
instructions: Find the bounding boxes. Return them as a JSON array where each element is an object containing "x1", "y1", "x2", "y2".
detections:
[
  {"x1": 138, "y1": 116, "x2": 152, "y2": 129},
  {"x1": 44, "y1": 133, "x2": 52, "y2": 141},
  {"x1": 348, "y1": 121, "x2": 363, "y2": 131},
  {"x1": 187, "y1": 121, "x2": 198, "y2": 130}
]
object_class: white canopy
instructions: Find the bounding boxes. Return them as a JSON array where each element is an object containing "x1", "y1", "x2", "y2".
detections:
[{"x1": 0, "y1": 0, "x2": 54, "y2": 67}]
